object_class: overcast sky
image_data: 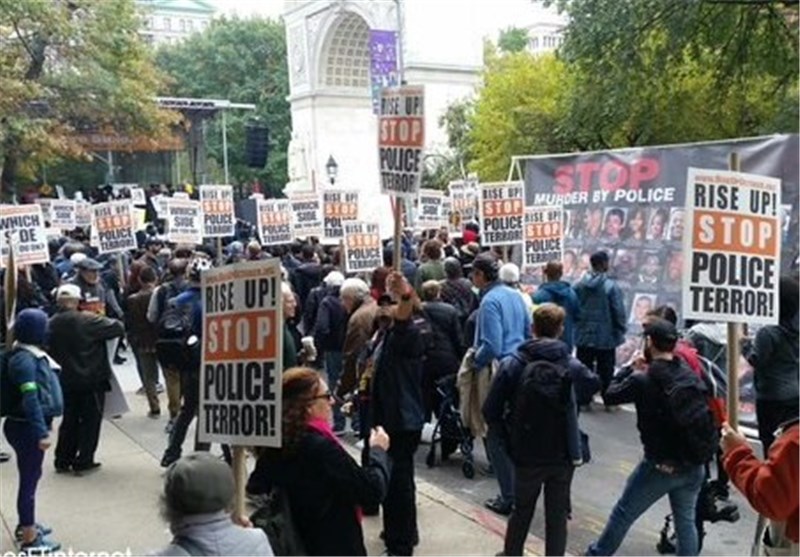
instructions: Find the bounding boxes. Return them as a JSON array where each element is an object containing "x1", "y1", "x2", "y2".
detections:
[{"x1": 210, "y1": 0, "x2": 564, "y2": 42}]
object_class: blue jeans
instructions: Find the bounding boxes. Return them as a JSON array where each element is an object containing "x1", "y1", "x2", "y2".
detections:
[
  {"x1": 587, "y1": 459, "x2": 704, "y2": 556},
  {"x1": 325, "y1": 351, "x2": 345, "y2": 430},
  {"x1": 485, "y1": 423, "x2": 515, "y2": 506}
]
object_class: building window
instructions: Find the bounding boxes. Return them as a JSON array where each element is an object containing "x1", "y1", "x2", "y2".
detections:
[{"x1": 531, "y1": 37, "x2": 539, "y2": 50}]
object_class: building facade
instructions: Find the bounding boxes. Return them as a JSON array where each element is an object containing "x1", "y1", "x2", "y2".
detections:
[{"x1": 137, "y1": 0, "x2": 215, "y2": 46}]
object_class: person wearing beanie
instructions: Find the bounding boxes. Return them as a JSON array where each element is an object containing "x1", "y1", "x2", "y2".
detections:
[
  {"x1": 314, "y1": 270, "x2": 349, "y2": 434},
  {"x1": 499, "y1": 262, "x2": 534, "y2": 318},
  {"x1": 157, "y1": 453, "x2": 272, "y2": 556},
  {"x1": 49, "y1": 284, "x2": 124, "y2": 475},
  {"x1": 572, "y1": 250, "x2": 627, "y2": 409},
  {"x1": 4, "y1": 308, "x2": 63, "y2": 552}
]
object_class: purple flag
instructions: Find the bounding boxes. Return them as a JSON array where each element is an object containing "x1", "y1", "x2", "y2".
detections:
[{"x1": 369, "y1": 30, "x2": 398, "y2": 114}]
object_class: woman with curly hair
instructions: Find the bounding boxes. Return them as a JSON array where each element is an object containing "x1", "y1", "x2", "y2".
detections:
[{"x1": 247, "y1": 368, "x2": 391, "y2": 556}]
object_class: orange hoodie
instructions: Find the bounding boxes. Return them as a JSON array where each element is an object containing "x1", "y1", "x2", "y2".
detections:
[{"x1": 723, "y1": 423, "x2": 799, "y2": 543}]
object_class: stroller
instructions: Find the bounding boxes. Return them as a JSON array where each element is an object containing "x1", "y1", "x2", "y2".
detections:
[
  {"x1": 425, "y1": 374, "x2": 475, "y2": 479},
  {"x1": 656, "y1": 355, "x2": 740, "y2": 554}
]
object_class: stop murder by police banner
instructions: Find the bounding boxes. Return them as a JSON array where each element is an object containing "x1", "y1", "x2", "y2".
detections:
[
  {"x1": 288, "y1": 193, "x2": 324, "y2": 238},
  {"x1": 523, "y1": 206, "x2": 564, "y2": 272},
  {"x1": 92, "y1": 201, "x2": 136, "y2": 255},
  {"x1": 683, "y1": 168, "x2": 781, "y2": 325},
  {"x1": 379, "y1": 85, "x2": 425, "y2": 198},
  {"x1": 200, "y1": 185, "x2": 235, "y2": 237},
  {"x1": 343, "y1": 221, "x2": 382, "y2": 273},
  {"x1": 166, "y1": 198, "x2": 202, "y2": 246},
  {"x1": 0, "y1": 205, "x2": 49, "y2": 268},
  {"x1": 257, "y1": 199, "x2": 293, "y2": 246},
  {"x1": 479, "y1": 181, "x2": 525, "y2": 247},
  {"x1": 198, "y1": 259, "x2": 284, "y2": 447},
  {"x1": 323, "y1": 190, "x2": 359, "y2": 243}
]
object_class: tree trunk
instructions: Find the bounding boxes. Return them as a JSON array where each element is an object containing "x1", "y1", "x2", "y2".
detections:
[{"x1": 1, "y1": 147, "x2": 18, "y2": 203}]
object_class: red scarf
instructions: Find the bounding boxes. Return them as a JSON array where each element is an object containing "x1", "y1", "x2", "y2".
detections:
[{"x1": 307, "y1": 417, "x2": 363, "y2": 522}]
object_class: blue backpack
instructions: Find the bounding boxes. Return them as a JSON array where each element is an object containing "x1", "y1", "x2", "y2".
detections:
[{"x1": 0, "y1": 348, "x2": 63, "y2": 419}]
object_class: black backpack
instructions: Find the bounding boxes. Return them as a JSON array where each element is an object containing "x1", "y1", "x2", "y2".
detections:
[
  {"x1": 250, "y1": 488, "x2": 307, "y2": 556},
  {"x1": 157, "y1": 297, "x2": 194, "y2": 341},
  {"x1": 508, "y1": 358, "x2": 573, "y2": 466},
  {"x1": 651, "y1": 360, "x2": 719, "y2": 466}
]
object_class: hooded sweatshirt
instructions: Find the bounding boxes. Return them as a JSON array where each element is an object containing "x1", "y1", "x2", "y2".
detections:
[
  {"x1": 573, "y1": 272, "x2": 627, "y2": 350},
  {"x1": 533, "y1": 280, "x2": 581, "y2": 352},
  {"x1": 750, "y1": 318, "x2": 799, "y2": 402}
]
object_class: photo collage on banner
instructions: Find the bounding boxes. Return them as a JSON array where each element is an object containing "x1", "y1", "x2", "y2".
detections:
[
  {"x1": 200, "y1": 185, "x2": 236, "y2": 238},
  {"x1": 378, "y1": 85, "x2": 425, "y2": 198},
  {"x1": 323, "y1": 190, "x2": 359, "y2": 244},
  {"x1": 0, "y1": 205, "x2": 49, "y2": 267},
  {"x1": 199, "y1": 259, "x2": 283, "y2": 447},
  {"x1": 257, "y1": 199, "x2": 293, "y2": 246},
  {"x1": 288, "y1": 193, "x2": 324, "y2": 238},
  {"x1": 478, "y1": 181, "x2": 525, "y2": 247},
  {"x1": 166, "y1": 198, "x2": 202, "y2": 246},
  {"x1": 343, "y1": 221, "x2": 382, "y2": 273},
  {"x1": 92, "y1": 201, "x2": 137, "y2": 255}
]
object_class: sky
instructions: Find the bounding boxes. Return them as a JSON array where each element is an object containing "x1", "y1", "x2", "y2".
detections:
[{"x1": 210, "y1": 0, "x2": 564, "y2": 42}]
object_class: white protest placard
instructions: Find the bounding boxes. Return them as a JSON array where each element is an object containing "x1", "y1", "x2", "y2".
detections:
[
  {"x1": 257, "y1": 199, "x2": 293, "y2": 246},
  {"x1": 417, "y1": 189, "x2": 445, "y2": 229},
  {"x1": 522, "y1": 206, "x2": 564, "y2": 272},
  {"x1": 173, "y1": 192, "x2": 190, "y2": 200},
  {"x1": 36, "y1": 198, "x2": 53, "y2": 223},
  {"x1": 130, "y1": 187, "x2": 147, "y2": 207},
  {"x1": 288, "y1": 193, "x2": 324, "y2": 238},
  {"x1": 49, "y1": 199, "x2": 77, "y2": 230},
  {"x1": 450, "y1": 179, "x2": 478, "y2": 222},
  {"x1": 166, "y1": 198, "x2": 202, "y2": 245},
  {"x1": 75, "y1": 201, "x2": 92, "y2": 228},
  {"x1": 198, "y1": 259, "x2": 283, "y2": 447},
  {"x1": 200, "y1": 185, "x2": 235, "y2": 237},
  {"x1": 0, "y1": 205, "x2": 49, "y2": 268},
  {"x1": 92, "y1": 201, "x2": 136, "y2": 255},
  {"x1": 56, "y1": 185, "x2": 66, "y2": 200},
  {"x1": 343, "y1": 221, "x2": 383, "y2": 273},
  {"x1": 151, "y1": 194, "x2": 167, "y2": 218},
  {"x1": 683, "y1": 168, "x2": 781, "y2": 325},
  {"x1": 479, "y1": 181, "x2": 525, "y2": 246},
  {"x1": 378, "y1": 85, "x2": 425, "y2": 198},
  {"x1": 323, "y1": 190, "x2": 359, "y2": 244}
]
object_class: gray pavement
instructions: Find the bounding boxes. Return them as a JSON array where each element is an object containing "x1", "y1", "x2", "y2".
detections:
[{"x1": 0, "y1": 356, "x2": 761, "y2": 556}]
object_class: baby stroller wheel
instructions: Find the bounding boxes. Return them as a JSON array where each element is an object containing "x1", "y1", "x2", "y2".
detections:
[
  {"x1": 426, "y1": 447, "x2": 436, "y2": 468},
  {"x1": 462, "y1": 460, "x2": 475, "y2": 479}
]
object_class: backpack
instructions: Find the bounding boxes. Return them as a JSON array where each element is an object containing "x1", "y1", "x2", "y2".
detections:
[
  {"x1": 508, "y1": 358, "x2": 573, "y2": 466},
  {"x1": 157, "y1": 297, "x2": 194, "y2": 341},
  {"x1": 250, "y1": 488, "x2": 307, "y2": 556},
  {"x1": 0, "y1": 348, "x2": 63, "y2": 419},
  {"x1": 651, "y1": 360, "x2": 719, "y2": 465}
]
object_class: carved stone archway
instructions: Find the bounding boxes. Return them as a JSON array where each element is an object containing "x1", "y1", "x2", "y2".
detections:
[{"x1": 318, "y1": 11, "x2": 371, "y2": 90}]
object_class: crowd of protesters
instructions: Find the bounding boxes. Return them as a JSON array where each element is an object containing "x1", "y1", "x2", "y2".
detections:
[{"x1": 0, "y1": 190, "x2": 797, "y2": 556}]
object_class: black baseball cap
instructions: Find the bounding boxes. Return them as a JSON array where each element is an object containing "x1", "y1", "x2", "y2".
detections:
[
  {"x1": 471, "y1": 252, "x2": 499, "y2": 276},
  {"x1": 642, "y1": 318, "x2": 678, "y2": 344}
]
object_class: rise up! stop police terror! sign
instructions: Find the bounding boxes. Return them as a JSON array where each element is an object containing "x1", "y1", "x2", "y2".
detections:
[
  {"x1": 379, "y1": 85, "x2": 425, "y2": 199},
  {"x1": 683, "y1": 168, "x2": 781, "y2": 325},
  {"x1": 479, "y1": 181, "x2": 525, "y2": 247}
]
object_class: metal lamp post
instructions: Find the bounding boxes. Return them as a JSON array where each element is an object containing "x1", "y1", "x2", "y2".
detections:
[{"x1": 326, "y1": 155, "x2": 338, "y2": 185}]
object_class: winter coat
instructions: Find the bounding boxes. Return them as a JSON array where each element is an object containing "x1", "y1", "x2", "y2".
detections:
[
  {"x1": 157, "y1": 511, "x2": 272, "y2": 556},
  {"x1": 4, "y1": 346, "x2": 61, "y2": 439},
  {"x1": 291, "y1": 262, "x2": 322, "y2": 312},
  {"x1": 126, "y1": 287, "x2": 157, "y2": 352},
  {"x1": 48, "y1": 309, "x2": 124, "y2": 392},
  {"x1": 248, "y1": 429, "x2": 390, "y2": 556},
  {"x1": 414, "y1": 260, "x2": 445, "y2": 292},
  {"x1": 422, "y1": 301, "x2": 465, "y2": 379},
  {"x1": 573, "y1": 272, "x2": 626, "y2": 350},
  {"x1": 473, "y1": 282, "x2": 531, "y2": 369},
  {"x1": 69, "y1": 275, "x2": 122, "y2": 317},
  {"x1": 314, "y1": 287, "x2": 347, "y2": 353},
  {"x1": 532, "y1": 280, "x2": 581, "y2": 353},
  {"x1": 749, "y1": 318, "x2": 799, "y2": 402},
  {"x1": 302, "y1": 284, "x2": 327, "y2": 336},
  {"x1": 371, "y1": 317, "x2": 426, "y2": 433},
  {"x1": 439, "y1": 277, "x2": 478, "y2": 325},
  {"x1": 338, "y1": 299, "x2": 377, "y2": 398}
]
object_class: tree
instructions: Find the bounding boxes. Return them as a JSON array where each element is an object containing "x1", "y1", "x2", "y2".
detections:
[
  {"x1": 155, "y1": 16, "x2": 290, "y2": 196},
  {"x1": 0, "y1": 0, "x2": 174, "y2": 200},
  {"x1": 497, "y1": 26, "x2": 530, "y2": 53}
]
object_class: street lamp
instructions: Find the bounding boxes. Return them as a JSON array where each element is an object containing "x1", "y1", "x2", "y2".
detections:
[{"x1": 326, "y1": 155, "x2": 338, "y2": 185}]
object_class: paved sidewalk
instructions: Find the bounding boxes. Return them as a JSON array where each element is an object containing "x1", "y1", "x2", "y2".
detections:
[{"x1": 1, "y1": 383, "x2": 547, "y2": 556}]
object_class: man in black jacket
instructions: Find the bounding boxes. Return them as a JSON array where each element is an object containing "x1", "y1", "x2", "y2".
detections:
[
  {"x1": 371, "y1": 272, "x2": 426, "y2": 556},
  {"x1": 290, "y1": 244, "x2": 322, "y2": 315},
  {"x1": 314, "y1": 271, "x2": 348, "y2": 433},
  {"x1": 49, "y1": 284, "x2": 124, "y2": 475}
]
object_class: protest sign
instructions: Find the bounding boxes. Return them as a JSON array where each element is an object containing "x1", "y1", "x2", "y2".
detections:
[
  {"x1": 75, "y1": 201, "x2": 92, "y2": 228},
  {"x1": 130, "y1": 187, "x2": 147, "y2": 207},
  {"x1": 200, "y1": 185, "x2": 235, "y2": 237},
  {"x1": 522, "y1": 206, "x2": 564, "y2": 271},
  {"x1": 173, "y1": 192, "x2": 190, "y2": 200},
  {"x1": 49, "y1": 199, "x2": 77, "y2": 230},
  {"x1": 0, "y1": 205, "x2": 49, "y2": 267},
  {"x1": 36, "y1": 198, "x2": 53, "y2": 223},
  {"x1": 323, "y1": 190, "x2": 359, "y2": 243},
  {"x1": 379, "y1": 85, "x2": 425, "y2": 198},
  {"x1": 417, "y1": 189, "x2": 445, "y2": 229},
  {"x1": 152, "y1": 194, "x2": 167, "y2": 218},
  {"x1": 92, "y1": 201, "x2": 136, "y2": 255},
  {"x1": 288, "y1": 193, "x2": 324, "y2": 238},
  {"x1": 133, "y1": 208, "x2": 147, "y2": 231},
  {"x1": 449, "y1": 180, "x2": 478, "y2": 222},
  {"x1": 198, "y1": 259, "x2": 284, "y2": 447},
  {"x1": 479, "y1": 181, "x2": 525, "y2": 246},
  {"x1": 257, "y1": 199, "x2": 293, "y2": 246},
  {"x1": 343, "y1": 221, "x2": 382, "y2": 273},
  {"x1": 683, "y1": 168, "x2": 781, "y2": 325},
  {"x1": 166, "y1": 198, "x2": 202, "y2": 245}
]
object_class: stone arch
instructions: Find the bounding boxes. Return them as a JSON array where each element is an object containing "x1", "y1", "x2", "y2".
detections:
[{"x1": 317, "y1": 10, "x2": 370, "y2": 89}]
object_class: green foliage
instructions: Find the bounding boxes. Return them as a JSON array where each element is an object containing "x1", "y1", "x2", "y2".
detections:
[
  {"x1": 0, "y1": 0, "x2": 174, "y2": 198},
  {"x1": 155, "y1": 16, "x2": 290, "y2": 196},
  {"x1": 497, "y1": 26, "x2": 529, "y2": 53}
]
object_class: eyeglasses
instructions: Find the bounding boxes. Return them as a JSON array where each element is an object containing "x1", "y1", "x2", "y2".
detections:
[{"x1": 310, "y1": 391, "x2": 334, "y2": 402}]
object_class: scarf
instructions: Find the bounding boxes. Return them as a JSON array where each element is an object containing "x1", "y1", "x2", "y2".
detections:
[{"x1": 307, "y1": 417, "x2": 363, "y2": 523}]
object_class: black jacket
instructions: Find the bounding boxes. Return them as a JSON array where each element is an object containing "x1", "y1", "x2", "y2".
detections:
[
  {"x1": 248, "y1": 429, "x2": 390, "y2": 556},
  {"x1": 291, "y1": 262, "x2": 322, "y2": 313},
  {"x1": 605, "y1": 357, "x2": 693, "y2": 466},
  {"x1": 48, "y1": 309, "x2": 125, "y2": 392},
  {"x1": 371, "y1": 317, "x2": 426, "y2": 433},
  {"x1": 314, "y1": 287, "x2": 347, "y2": 352},
  {"x1": 422, "y1": 301, "x2": 464, "y2": 378},
  {"x1": 439, "y1": 278, "x2": 478, "y2": 325},
  {"x1": 302, "y1": 284, "x2": 327, "y2": 335}
]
